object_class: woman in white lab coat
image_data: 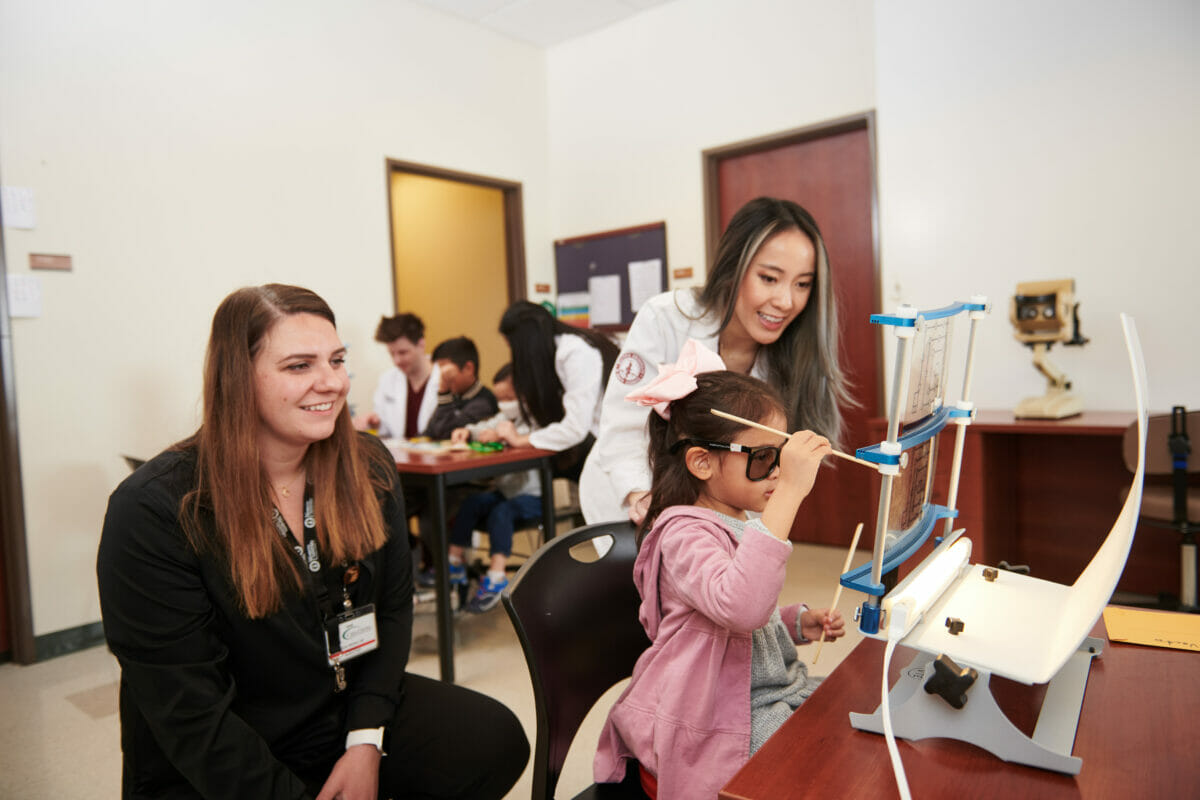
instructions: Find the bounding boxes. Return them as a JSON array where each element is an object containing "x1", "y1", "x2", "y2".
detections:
[
  {"x1": 579, "y1": 196, "x2": 853, "y2": 524},
  {"x1": 493, "y1": 301, "x2": 619, "y2": 481}
]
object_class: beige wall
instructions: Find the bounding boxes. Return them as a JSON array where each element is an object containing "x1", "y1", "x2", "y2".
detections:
[
  {"x1": 2, "y1": 0, "x2": 1196, "y2": 641},
  {"x1": 0, "y1": 0, "x2": 549, "y2": 637},
  {"x1": 546, "y1": 0, "x2": 1198, "y2": 411},
  {"x1": 390, "y1": 173, "x2": 511, "y2": 387}
]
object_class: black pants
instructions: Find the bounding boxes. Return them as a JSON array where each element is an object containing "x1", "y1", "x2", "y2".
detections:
[{"x1": 301, "y1": 673, "x2": 529, "y2": 799}]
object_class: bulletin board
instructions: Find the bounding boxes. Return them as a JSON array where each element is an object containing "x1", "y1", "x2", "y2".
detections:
[{"x1": 554, "y1": 222, "x2": 668, "y2": 332}]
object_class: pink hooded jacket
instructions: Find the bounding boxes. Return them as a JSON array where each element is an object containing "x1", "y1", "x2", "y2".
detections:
[{"x1": 593, "y1": 505, "x2": 809, "y2": 799}]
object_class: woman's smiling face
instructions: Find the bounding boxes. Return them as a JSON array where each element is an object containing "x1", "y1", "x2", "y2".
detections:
[
  {"x1": 725, "y1": 227, "x2": 816, "y2": 347},
  {"x1": 253, "y1": 312, "x2": 349, "y2": 456}
]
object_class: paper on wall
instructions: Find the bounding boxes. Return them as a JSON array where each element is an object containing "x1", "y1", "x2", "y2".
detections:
[
  {"x1": 628, "y1": 258, "x2": 662, "y2": 312},
  {"x1": 588, "y1": 274, "x2": 622, "y2": 325}
]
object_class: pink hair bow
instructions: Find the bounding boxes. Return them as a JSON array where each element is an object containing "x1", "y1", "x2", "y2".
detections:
[{"x1": 626, "y1": 339, "x2": 726, "y2": 419}]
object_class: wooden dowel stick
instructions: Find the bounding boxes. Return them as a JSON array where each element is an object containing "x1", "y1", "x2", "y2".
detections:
[
  {"x1": 813, "y1": 522, "x2": 864, "y2": 665},
  {"x1": 709, "y1": 408, "x2": 878, "y2": 469}
]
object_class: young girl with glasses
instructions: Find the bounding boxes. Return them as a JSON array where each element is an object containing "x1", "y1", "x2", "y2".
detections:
[{"x1": 594, "y1": 341, "x2": 845, "y2": 799}]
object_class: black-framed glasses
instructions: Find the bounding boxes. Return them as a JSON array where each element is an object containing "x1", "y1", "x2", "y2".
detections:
[{"x1": 669, "y1": 438, "x2": 782, "y2": 481}]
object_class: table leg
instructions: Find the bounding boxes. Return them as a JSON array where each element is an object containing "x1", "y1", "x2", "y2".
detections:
[
  {"x1": 428, "y1": 475, "x2": 454, "y2": 683},
  {"x1": 539, "y1": 458, "x2": 557, "y2": 541}
]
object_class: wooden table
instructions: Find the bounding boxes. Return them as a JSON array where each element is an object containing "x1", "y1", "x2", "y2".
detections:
[
  {"x1": 720, "y1": 624, "x2": 1198, "y2": 799},
  {"x1": 394, "y1": 445, "x2": 557, "y2": 682}
]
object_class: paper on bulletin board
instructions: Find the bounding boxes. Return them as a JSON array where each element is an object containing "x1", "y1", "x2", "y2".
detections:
[
  {"x1": 588, "y1": 275, "x2": 622, "y2": 326},
  {"x1": 628, "y1": 258, "x2": 662, "y2": 312},
  {"x1": 557, "y1": 291, "x2": 590, "y2": 328},
  {"x1": 1102, "y1": 605, "x2": 1200, "y2": 652}
]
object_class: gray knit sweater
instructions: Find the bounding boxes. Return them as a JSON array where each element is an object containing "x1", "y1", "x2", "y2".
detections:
[{"x1": 718, "y1": 511, "x2": 822, "y2": 754}]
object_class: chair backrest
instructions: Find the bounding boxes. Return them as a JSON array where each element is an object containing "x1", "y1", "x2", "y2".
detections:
[
  {"x1": 502, "y1": 521, "x2": 649, "y2": 800},
  {"x1": 1122, "y1": 408, "x2": 1200, "y2": 475}
]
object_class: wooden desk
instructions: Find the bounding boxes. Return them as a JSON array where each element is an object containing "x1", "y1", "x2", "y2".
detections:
[
  {"x1": 869, "y1": 411, "x2": 1178, "y2": 596},
  {"x1": 720, "y1": 626, "x2": 1197, "y2": 799},
  {"x1": 394, "y1": 446, "x2": 557, "y2": 683}
]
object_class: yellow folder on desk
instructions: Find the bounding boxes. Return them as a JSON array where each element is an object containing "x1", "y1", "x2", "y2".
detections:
[{"x1": 1102, "y1": 605, "x2": 1200, "y2": 652}]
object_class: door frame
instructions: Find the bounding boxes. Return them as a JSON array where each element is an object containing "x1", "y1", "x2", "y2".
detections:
[
  {"x1": 0, "y1": 216, "x2": 36, "y2": 664},
  {"x1": 384, "y1": 159, "x2": 527, "y2": 308},
  {"x1": 700, "y1": 110, "x2": 883, "y2": 412}
]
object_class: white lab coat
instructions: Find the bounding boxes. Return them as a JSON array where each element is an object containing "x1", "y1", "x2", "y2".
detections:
[
  {"x1": 579, "y1": 290, "x2": 769, "y2": 523},
  {"x1": 371, "y1": 366, "x2": 440, "y2": 439},
  {"x1": 525, "y1": 333, "x2": 605, "y2": 452}
]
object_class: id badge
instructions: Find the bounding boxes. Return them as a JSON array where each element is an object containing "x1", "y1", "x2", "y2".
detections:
[{"x1": 324, "y1": 604, "x2": 379, "y2": 665}]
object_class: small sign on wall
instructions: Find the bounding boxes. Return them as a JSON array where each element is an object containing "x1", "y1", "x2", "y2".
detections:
[{"x1": 30, "y1": 253, "x2": 72, "y2": 271}]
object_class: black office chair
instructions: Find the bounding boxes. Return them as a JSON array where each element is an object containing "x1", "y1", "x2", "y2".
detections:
[
  {"x1": 501, "y1": 521, "x2": 650, "y2": 800},
  {"x1": 1122, "y1": 406, "x2": 1199, "y2": 611}
]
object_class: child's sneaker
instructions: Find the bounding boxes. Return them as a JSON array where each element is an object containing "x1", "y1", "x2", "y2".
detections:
[
  {"x1": 417, "y1": 563, "x2": 467, "y2": 588},
  {"x1": 466, "y1": 574, "x2": 509, "y2": 614}
]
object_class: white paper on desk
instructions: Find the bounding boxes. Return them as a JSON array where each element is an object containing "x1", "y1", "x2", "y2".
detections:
[
  {"x1": 588, "y1": 275, "x2": 622, "y2": 325},
  {"x1": 628, "y1": 258, "x2": 662, "y2": 311}
]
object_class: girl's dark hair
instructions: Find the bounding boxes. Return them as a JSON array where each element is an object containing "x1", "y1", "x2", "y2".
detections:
[
  {"x1": 641, "y1": 370, "x2": 787, "y2": 540},
  {"x1": 499, "y1": 300, "x2": 619, "y2": 428}
]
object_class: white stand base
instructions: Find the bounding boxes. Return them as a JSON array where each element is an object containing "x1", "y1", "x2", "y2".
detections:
[{"x1": 849, "y1": 637, "x2": 1103, "y2": 775}]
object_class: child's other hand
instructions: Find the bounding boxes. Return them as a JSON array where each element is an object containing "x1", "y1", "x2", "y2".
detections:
[
  {"x1": 475, "y1": 428, "x2": 499, "y2": 443},
  {"x1": 450, "y1": 428, "x2": 470, "y2": 445},
  {"x1": 801, "y1": 607, "x2": 845, "y2": 642},
  {"x1": 778, "y1": 430, "x2": 832, "y2": 497}
]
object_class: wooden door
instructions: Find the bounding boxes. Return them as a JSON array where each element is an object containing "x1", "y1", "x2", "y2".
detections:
[
  {"x1": 704, "y1": 114, "x2": 881, "y2": 547},
  {"x1": 386, "y1": 161, "x2": 526, "y2": 387}
]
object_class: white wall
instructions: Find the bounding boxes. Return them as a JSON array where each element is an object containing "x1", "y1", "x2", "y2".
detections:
[
  {"x1": 0, "y1": 0, "x2": 550, "y2": 636},
  {"x1": 875, "y1": 0, "x2": 1200, "y2": 411},
  {"x1": 546, "y1": 0, "x2": 876, "y2": 284}
]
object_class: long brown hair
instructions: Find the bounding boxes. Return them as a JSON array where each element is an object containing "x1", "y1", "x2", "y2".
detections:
[
  {"x1": 641, "y1": 370, "x2": 787, "y2": 541},
  {"x1": 178, "y1": 284, "x2": 393, "y2": 618},
  {"x1": 696, "y1": 197, "x2": 854, "y2": 448}
]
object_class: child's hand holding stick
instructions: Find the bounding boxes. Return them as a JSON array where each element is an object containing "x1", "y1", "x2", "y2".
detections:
[{"x1": 813, "y1": 522, "x2": 864, "y2": 665}]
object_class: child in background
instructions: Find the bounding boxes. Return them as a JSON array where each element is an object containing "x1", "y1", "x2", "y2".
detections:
[
  {"x1": 422, "y1": 336, "x2": 498, "y2": 441},
  {"x1": 448, "y1": 364, "x2": 539, "y2": 612},
  {"x1": 593, "y1": 340, "x2": 845, "y2": 799}
]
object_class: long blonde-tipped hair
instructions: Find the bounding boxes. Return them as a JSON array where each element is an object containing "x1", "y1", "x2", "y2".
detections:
[
  {"x1": 178, "y1": 284, "x2": 392, "y2": 618},
  {"x1": 696, "y1": 197, "x2": 854, "y2": 448}
]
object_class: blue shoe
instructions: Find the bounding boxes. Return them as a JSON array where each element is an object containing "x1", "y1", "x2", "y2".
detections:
[
  {"x1": 417, "y1": 563, "x2": 467, "y2": 588},
  {"x1": 466, "y1": 575, "x2": 509, "y2": 613}
]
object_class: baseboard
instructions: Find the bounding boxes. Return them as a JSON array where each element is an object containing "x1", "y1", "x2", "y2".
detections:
[{"x1": 34, "y1": 621, "x2": 107, "y2": 662}]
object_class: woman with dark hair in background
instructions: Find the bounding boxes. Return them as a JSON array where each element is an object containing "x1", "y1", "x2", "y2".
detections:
[
  {"x1": 97, "y1": 284, "x2": 527, "y2": 800},
  {"x1": 580, "y1": 196, "x2": 854, "y2": 526},
  {"x1": 451, "y1": 300, "x2": 617, "y2": 609},
  {"x1": 494, "y1": 300, "x2": 618, "y2": 481}
]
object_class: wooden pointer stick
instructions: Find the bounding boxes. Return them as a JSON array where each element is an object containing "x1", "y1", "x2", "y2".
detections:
[
  {"x1": 709, "y1": 408, "x2": 878, "y2": 469},
  {"x1": 813, "y1": 522, "x2": 864, "y2": 665}
]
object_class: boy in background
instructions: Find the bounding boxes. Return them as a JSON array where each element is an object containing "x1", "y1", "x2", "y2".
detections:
[
  {"x1": 448, "y1": 364, "x2": 539, "y2": 612},
  {"x1": 422, "y1": 336, "x2": 499, "y2": 440}
]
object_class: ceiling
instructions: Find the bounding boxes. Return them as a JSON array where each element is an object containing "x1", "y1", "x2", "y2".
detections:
[{"x1": 411, "y1": 0, "x2": 676, "y2": 47}]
